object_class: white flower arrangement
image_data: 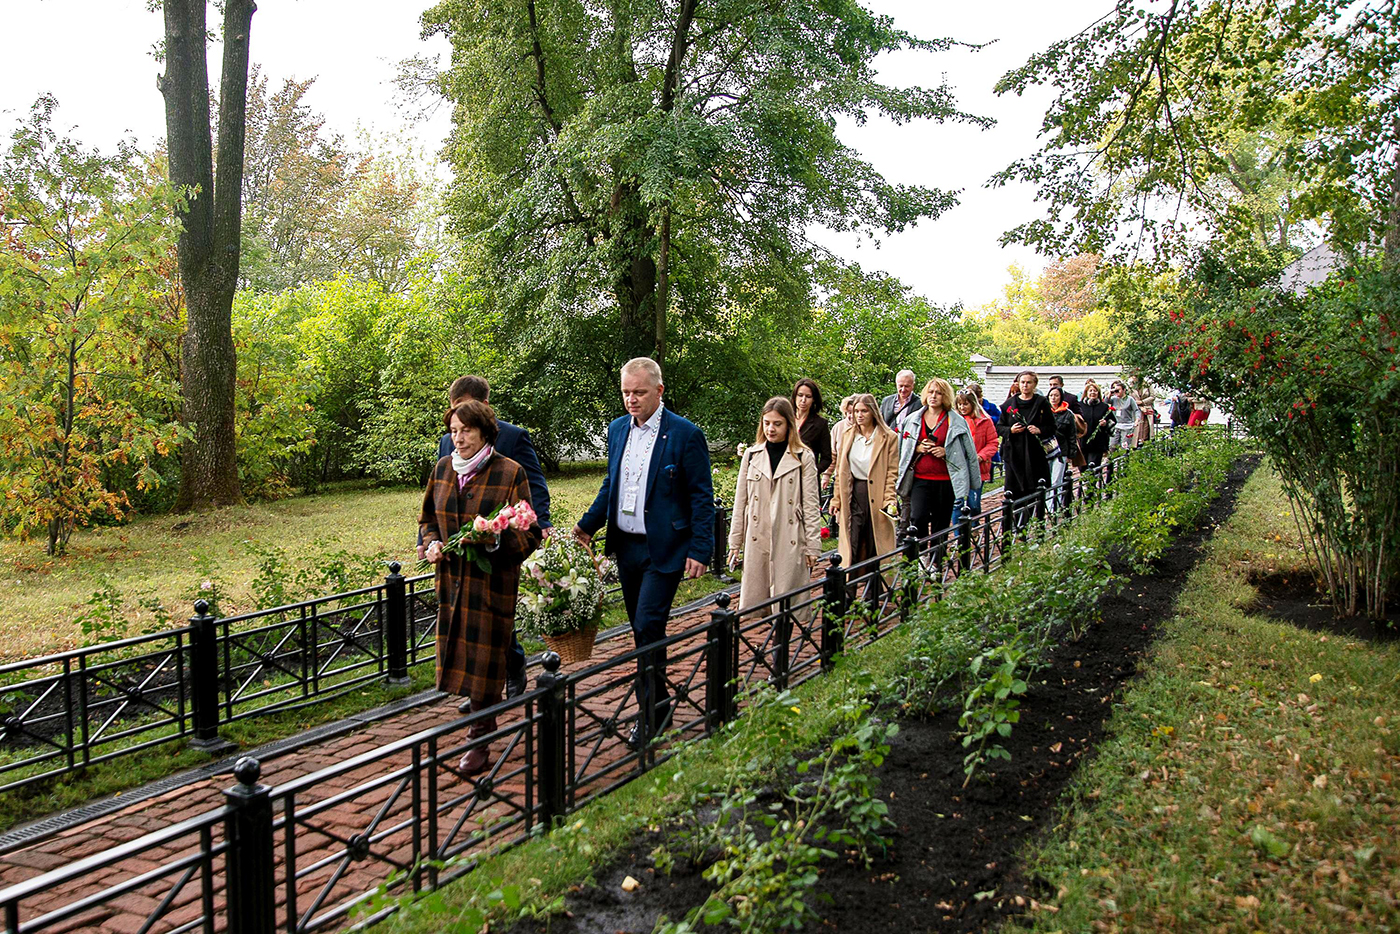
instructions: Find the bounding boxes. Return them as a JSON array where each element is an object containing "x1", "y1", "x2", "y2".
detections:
[{"x1": 516, "y1": 535, "x2": 607, "y2": 637}]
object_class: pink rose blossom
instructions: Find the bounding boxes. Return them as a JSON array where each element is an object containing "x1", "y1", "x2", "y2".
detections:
[
  {"x1": 510, "y1": 501, "x2": 538, "y2": 529},
  {"x1": 473, "y1": 515, "x2": 490, "y2": 534},
  {"x1": 500, "y1": 505, "x2": 516, "y2": 520},
  {"x1": 491, "y1": 513, "x2": 511, "y2": 533}
]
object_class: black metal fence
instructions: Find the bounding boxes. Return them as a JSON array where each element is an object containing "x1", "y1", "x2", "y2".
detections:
[
  {"x1": 0, "y1": 499, "x2": 745, "y2": 792},
  {"x1": 0, "y1": 427, "x2": 1235, "y2": 934}
]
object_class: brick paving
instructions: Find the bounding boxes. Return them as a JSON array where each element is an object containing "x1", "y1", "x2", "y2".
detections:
[{"x1": 0, "y1": 487, "x2": 1034, "y2": 933}]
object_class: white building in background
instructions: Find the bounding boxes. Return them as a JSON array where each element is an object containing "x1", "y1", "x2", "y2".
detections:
[{"x1": 1279, "y1": 242, "x2": 1344, "y2": 296}]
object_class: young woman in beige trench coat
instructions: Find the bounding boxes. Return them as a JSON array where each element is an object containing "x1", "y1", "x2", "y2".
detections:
[
  {"x1": 830, "y1": 393, "x2": 899, "y2": 573},
  {"x1": 728, "y1": 398, "x2": 822, "y2": 616}
]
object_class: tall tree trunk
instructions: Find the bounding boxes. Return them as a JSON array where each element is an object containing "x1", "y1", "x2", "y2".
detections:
[
  {"x1": 612, "y1": 182, "x2": 658, "y2": 363},
  {"x1": 655, "y1": 207, "x2": 671, "y2": 366},
  {"x1": 161, "y1": 0, "x2": 255, "y2": 511}
]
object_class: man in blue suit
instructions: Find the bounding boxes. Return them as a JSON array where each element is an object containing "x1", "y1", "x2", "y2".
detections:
[
  {"x1": 426, "y1": 375, "x2": 552, "y2": 704},
  {"x1": 574, "y1": 357, "x2": 714, "y2": 749}
]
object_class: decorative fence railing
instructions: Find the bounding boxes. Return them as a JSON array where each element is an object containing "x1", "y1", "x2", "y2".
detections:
[
  {"x1": 0, "y1": 498, "x2": 749, "y2": 791},
  {"x1": 0, "y1": 425, "x2": 1237, "y2": 934},
  {"x1": 0, "y1": 455, "x2": 1007, "y2": 795}
]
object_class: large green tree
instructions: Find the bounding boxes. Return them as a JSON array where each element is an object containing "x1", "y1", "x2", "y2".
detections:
[
  {"x1": 421, "y1": 0, "x2": 985, "y2": 384},
  {"x1": 0, "y1": 99, "x2": 185, "y2": 554},
  {"x1": 160, "y1": 0, "x2": 255, "y2": 510},
  {"x1": 992, "y1": 0, "x2": 1400, "y2": 265}
]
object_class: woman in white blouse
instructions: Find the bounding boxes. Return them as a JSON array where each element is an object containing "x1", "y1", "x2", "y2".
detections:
[{"x1": 830, "y1": 393, "x2": 899, "y2": 573}]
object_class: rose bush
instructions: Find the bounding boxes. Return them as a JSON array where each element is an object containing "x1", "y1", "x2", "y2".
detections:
[{"x1": 1128, "y1": 250, "x2": 1399, "y2": 617}]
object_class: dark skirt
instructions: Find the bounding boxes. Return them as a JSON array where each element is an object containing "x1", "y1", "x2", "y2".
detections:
[{"x1": 848, "y1": 478, "x2": 877, "y2": 567}]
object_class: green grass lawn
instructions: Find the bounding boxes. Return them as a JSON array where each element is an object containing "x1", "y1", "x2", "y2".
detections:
[
  {"x1": 0, "y1": 466, "x2": 613, "y2": 661},
  {"x1": 1005, "y1": 466, "x2": 1400, "y2": 933}
]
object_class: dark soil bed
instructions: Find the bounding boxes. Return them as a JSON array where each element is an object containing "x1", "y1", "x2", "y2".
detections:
[
  {"x1": 511, "y1": 456, "x2": 1259, "y2": 934},
  {"x1": 1245, "y1": 570, "x2": 1398, "y2": 642}
]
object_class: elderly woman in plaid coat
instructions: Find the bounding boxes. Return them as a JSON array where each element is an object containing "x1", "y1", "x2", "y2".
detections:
[{"x1": 420, "y1": 399, "x2": 541, "y2": 775}]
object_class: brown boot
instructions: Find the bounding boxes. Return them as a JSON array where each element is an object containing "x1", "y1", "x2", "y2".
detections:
[
  {"x1": 457, "y1": 717, "x2": 497, "y2": 776},
  {"x1": 457, "y1": 745, "x2": 492, "y2": 776}
]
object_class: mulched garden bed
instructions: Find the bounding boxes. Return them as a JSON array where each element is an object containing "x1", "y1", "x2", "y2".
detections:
[
  {"x1": 1245, "y1": 570, "x2": 1398, "y2": 643},
  {"x1": 510, "y1": 456, "x2": 1260, "y2": 934}
]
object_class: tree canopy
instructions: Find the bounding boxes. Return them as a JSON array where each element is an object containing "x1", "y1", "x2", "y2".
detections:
[
  {"x1": 992, "y1": 0, "x2": 1400, "y2": 265},
  {"x1": 421, "y1": 0, "x2": 988, "y2": 383}
]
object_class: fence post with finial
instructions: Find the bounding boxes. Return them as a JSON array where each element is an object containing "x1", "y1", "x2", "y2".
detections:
[
  {"x1": 223, "y1": 756, "x2": 275, "y2": 934},
  {"x1": 536, "y1": 652, "x2": 568, "y2": 824},
  {"x1": 820, "y1": 554, "x2": 847, "y2": 671},
  {"x1": 899, "y1": 524, "x2": 921, "y2": 623},
  {"x1": 384, "y1": 562, "x2": 410, "y2": 686},
  {"x1": 188, "y1": 600, "x2": 234, "y2": 755},
  {"x1": 711, "y1": 498, "x2": 736, "y2": 583},
  {"x1": 705, "y1": 593, "x2": 739, "y2": 730}
]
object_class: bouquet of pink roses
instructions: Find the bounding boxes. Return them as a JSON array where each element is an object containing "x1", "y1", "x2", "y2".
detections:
[{"x1": 422, "y1": 499, "x2": 538, "y2": 573}]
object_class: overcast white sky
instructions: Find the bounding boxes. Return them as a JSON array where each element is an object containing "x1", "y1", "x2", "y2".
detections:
[{"x1": 1, "y1": 0, "x2": 1111, "y2": 308}]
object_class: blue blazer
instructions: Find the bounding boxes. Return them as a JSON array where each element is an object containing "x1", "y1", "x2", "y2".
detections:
[
  {"x1": 438, "y1": 420, "x2": 552, "y2": 528},
  {"x1": 578, "y1": 408, "x2": 715, "y2": 575}
]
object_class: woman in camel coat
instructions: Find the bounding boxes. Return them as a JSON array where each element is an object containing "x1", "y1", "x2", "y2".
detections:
[
  {"x1": 1133, "y1": 376, "x2": 1156, "y2": 445},
  {"x1": 830, "y1": 393, "x2": 899, "y2": 571},
  {"x1": 728, "y1": 398, "x2": 822, "y2": 617}
]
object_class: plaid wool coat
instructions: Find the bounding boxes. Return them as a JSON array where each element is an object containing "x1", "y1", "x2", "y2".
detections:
[{"x1": 419, "y1": 454, "x2": 541, "y2": 705}]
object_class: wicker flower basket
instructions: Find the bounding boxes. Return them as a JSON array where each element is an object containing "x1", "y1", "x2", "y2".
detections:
[{"x1": 543, "y1": 624, "x2": 599, "y2": 665}]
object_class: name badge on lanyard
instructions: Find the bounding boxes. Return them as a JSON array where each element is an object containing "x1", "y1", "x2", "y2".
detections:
[{"x1": 621, "y1": 420, "x2": 658, "y2": 517}]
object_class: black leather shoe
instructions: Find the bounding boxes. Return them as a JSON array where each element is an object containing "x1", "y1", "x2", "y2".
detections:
[
  {"x1": 625, "y1": 706, "x2": 674, "y2": 751},
  {"x1": 456, "y1": 697, "x2": 472, "y2": 714},
  {"x1": 505, "y1": 672, "x2": 527, "y2": 699}
]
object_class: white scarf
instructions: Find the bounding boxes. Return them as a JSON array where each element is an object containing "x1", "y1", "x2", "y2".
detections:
[{"x1": 451, "y1": 444, "x2": 494, "y2": 486}]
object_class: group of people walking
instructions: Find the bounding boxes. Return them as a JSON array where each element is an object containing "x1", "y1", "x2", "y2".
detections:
[{"x1": 416, "y1": 360, "x2": 1194, "y2": 774}]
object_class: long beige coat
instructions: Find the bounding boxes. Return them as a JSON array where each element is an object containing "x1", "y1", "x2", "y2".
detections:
[
  {"x1": 831, "y1": 426, "x2": 899, "y2": 567},
  {"x1": 729, "y1": 445, "x2": 822, "y2": 615},
  {"x1": 1134, "y1": 388, "x2": 1156, "y2": 443}
]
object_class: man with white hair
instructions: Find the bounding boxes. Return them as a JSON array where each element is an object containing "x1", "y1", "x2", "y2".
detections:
[
  {"x1": 880, "y1": 370, "x2": 918, "y2": 428},
  {"x1": 575, "y1": 357, "x2": 714, "y2": 749}
]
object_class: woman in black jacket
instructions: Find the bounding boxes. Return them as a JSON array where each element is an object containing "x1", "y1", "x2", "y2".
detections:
[
  {"x1": 999, "y1": 371, "x2": 1057, "y2": 525},
  {"x1": 1046, "y1": 386, "x2": 1080, "y2": 511},
  {"x1": 1078, "y1": 380, "x2": 1112, "y2": 471},
  {"x1": 792, "y1": 378, "x2": 833, "y2": 480}
]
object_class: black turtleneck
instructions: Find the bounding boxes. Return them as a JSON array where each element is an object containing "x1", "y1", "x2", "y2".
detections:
[{"x1": 766, "y1": 440, "x2": 787, "y2": 473}]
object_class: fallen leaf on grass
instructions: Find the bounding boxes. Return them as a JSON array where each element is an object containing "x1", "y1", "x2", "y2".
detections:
[{"x1": 1234, "y1": 895, "x2": 1261, "y2": 910}]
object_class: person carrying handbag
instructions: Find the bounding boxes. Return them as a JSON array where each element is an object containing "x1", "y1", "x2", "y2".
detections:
[
  {"x1": 999, "y1": 371, "x2": 1056, "y2": 527},
  {"x1": 1046, "y1": 386, "x2": 1080, "y2": 512},
  {"x1": 728, "y1": 398, "x2": 822, "y2": 621}
]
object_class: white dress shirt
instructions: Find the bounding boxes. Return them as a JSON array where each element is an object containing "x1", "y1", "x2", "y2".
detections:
[
  {"x1": 848, "y1": 431, "x2": 873, "y2": 481},
  {"x1": 616, "y1": 403, "x2": 664, "y2": 534}
]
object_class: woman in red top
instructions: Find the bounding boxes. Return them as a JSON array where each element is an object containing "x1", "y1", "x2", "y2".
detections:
[
  {"x1": 895, "y1": 377, "x2": 978, "y2": 542},
  {"x1": 1187, "y1": 399, "x2": 1211, "y2": 426}
]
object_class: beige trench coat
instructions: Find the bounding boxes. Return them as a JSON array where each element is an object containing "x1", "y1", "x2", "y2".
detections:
[
  {"x1": 1134, "y1": 388, "x2": 1156, "y2": 443},
  {"x1": 830, "y1": 426, "x2": 899, "y2": 568},
  {"x1": 729, "y1": 445, "x2": 822, "y2": 615}
]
